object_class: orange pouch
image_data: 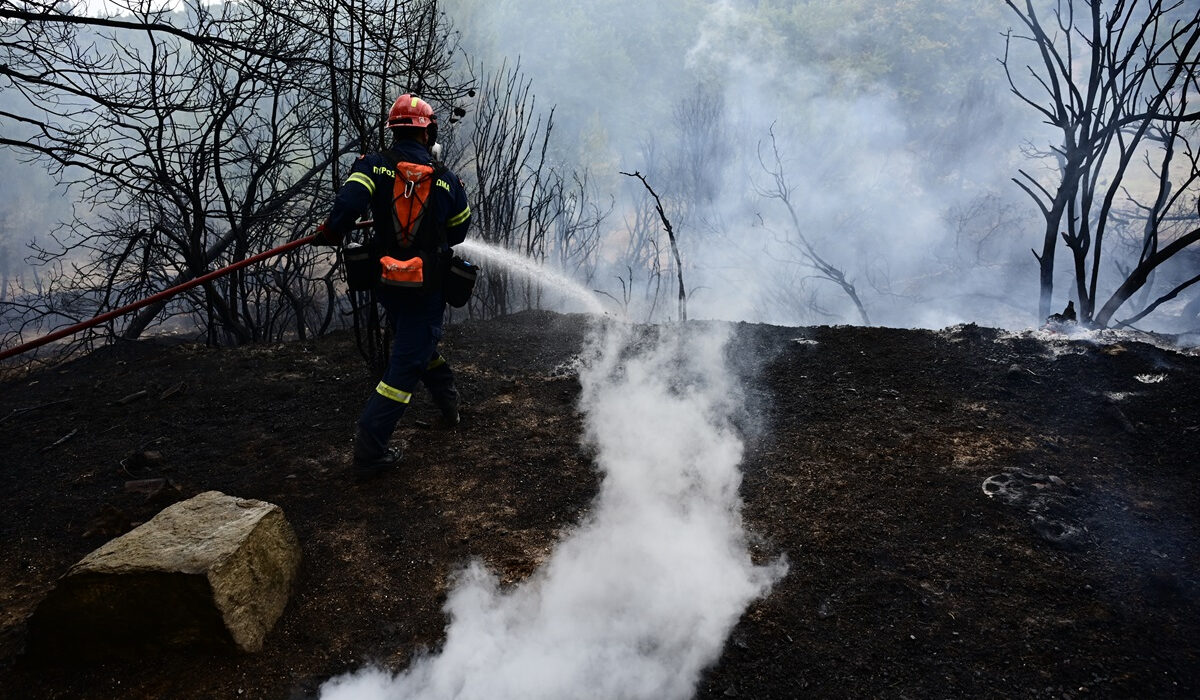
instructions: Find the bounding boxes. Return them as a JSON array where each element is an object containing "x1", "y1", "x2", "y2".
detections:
[{"x1": 379, "y1": 255, "x2": 424, "y2": 287}]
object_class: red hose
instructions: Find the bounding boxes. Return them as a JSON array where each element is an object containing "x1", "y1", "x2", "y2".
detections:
[{"x1": 0, "y1": 223, "x2": 373, "y2": 362}]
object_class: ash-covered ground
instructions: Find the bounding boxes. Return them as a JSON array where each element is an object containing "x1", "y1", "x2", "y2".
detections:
[{"x1": 1, "y1": 310, "x2": 1198, "y2": 698}]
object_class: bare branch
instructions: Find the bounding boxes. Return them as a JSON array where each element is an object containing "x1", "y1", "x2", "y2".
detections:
[{"x1": 620, "y1": 170, "x2": 687, "y2": 322}]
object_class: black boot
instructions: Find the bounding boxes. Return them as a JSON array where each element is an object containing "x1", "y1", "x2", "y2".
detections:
[
  {"x1": 352, "y1": 448, "x2": 402, "y2": 481},
  {"x1": 431, "y1": 400, "x2": 460, "y2": 430},
  {"x1": 352, "y1": 427, "x2": 403, "y2": 481}
]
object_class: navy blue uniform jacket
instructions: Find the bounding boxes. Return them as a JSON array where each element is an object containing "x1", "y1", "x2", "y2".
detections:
[{"x1": 326, "y1": 139, "x2": 471, "y2": 251}]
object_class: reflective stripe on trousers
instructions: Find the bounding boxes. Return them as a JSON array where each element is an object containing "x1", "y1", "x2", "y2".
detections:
[{"x1": 354, "y1": 288, "x2": 456, "y2": 461}]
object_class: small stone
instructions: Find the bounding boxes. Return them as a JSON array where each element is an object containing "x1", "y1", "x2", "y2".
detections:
[{"x1": 122, "y1": 450, "x2": 165, "y2": 475}]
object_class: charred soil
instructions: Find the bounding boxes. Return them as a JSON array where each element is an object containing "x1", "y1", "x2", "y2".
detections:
[{"x1": 1, "y1": 311, "x2": 1198, "y2": 698}]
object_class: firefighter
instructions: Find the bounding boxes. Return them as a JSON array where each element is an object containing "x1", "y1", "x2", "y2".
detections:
[{"x1": 313, "y1": 94, "x2": 472, "y2": 480}]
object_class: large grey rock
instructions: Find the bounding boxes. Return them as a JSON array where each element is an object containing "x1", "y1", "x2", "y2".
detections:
[{"x1": 29, "y1": 491, "x2": 300, "y2": 658}]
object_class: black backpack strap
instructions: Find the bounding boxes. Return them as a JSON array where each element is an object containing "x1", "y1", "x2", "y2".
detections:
[{"x1": 416, "y1": 163, "x2": 452, "y2": 255}]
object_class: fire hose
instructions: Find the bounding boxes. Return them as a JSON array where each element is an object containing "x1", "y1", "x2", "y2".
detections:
[{"x1": 0, "y1": 221, "x2": 374, "y2": 362}]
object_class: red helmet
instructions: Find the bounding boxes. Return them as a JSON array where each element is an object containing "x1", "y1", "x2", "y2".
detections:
[{"x1": 387, "y1": 94, "x2": 434, "y2": 128}]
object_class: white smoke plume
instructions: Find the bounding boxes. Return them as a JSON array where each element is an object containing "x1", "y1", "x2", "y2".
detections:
[
  {"x1": 443, "y1": 0, "x2": 1054, "y2": 330},
  {"x1": 320, "y1": 320, "x2": 785, "y2": 700}
]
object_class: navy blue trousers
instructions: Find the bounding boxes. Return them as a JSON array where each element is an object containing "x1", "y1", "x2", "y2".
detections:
[{"x1": 354, "y1": 288, "x2": 457, "y2": 461}]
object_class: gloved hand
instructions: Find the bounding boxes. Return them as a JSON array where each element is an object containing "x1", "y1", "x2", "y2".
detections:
[{"x1": 310, "y1": 221, "x2": 342, "y2": 247}]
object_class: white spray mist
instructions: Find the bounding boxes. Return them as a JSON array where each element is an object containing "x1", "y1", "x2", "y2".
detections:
[
  {"x1": 455, "y1": 239, "x2": 609, "y2": 315},
  {"x1": 320, "y1": 320, "x2": 785, "y2": 700}
]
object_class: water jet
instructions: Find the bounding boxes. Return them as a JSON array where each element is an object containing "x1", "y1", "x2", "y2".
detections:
[{"x1": 454, "y1": 240, "x2": 609, "y2": 316}]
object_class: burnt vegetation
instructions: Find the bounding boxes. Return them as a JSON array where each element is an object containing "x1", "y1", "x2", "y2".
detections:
[
  {"x1": 1003, "y1": 0, "x2": 1200, "y2": 326},
  {"x1": 2, "y1": 0, "x2": 1198, "y2": 358},
  {"x1": 1, "y1": 1, "x2": 1200, "y2": 698},
  {"x1": 0, "y1": 314, "x2": 1198, "y2": 698}
]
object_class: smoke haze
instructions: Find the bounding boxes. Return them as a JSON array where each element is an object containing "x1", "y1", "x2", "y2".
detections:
[
  {"x1": 444, "y1": 0, "x2": 1067, "y2": 329},
  {"x1": 7, "y1": 1, "x2": 1179, "y2": 331},
  {"x1": 313, "y1": 7, "x2": 1043, "y2": 689},
  {"x1": 320, "y1": 320, "x2": 784, "y2": 700}
]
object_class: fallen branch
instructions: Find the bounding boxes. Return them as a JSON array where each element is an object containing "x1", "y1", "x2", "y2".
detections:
[
  {"x1": 159, "y1": 382, "x2": 186, "y2": 400},
  {"x1": 0, "y1": 399, "x2": 69, "y2": 425},
  {"x1": 115, "y1": 390, "x2": 150, "y2": 406},
  {"x1": 41, "y1": 428, "x2": 79, "y2": 452}
]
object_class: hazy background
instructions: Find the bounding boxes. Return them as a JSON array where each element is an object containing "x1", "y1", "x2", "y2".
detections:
[
  {"x1": 2, "y1": 0, "x2": 1179, "y2": 331},
  {"x1": 0, "y1": 129, "x2": 69, "y2": 292},
  {"x1": 442, "y1": 0, "x2": 1052, "y2": 328}
]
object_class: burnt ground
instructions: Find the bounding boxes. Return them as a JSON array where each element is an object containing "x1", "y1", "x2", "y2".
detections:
[{"x1": 0, "y1": 310, "x2": 1198, "y2": 699}]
